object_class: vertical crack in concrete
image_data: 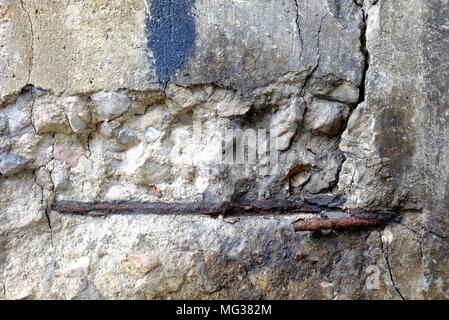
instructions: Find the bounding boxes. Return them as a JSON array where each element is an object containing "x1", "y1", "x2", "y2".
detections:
[
  {"x1": 293, "y1": 0, "x2": 304, "y2": 60},
  {"x1": 357, "y1": 7, "x2": 369, "y2": 105},
  {"x1": 379, "y1": 233, "x2": 406, "y2": 300},
  {"x1": 45, "y1": 134, "x2": 56, "y2": 238},
  {"x1": 27, "y1": 86, "x2": 54, "y2": 238},
  {"x1": 19, "y1": 0, "x2": 34, "y2": 85},
  {"x1": 335, "y1": 3, "x2": 371, "y2": 195},
  {"x1": 28, "y1": 87, "x2": 37, "y2": 133},
  {"x1": 86, "y1": 127, "x2": 96, "y2": 159},
  {"x1": 32, "y1": 164, "x2": 53, "y2": 235},
  {"x1": 299, "y1": 12, "x2": 329, "y2": 96}
]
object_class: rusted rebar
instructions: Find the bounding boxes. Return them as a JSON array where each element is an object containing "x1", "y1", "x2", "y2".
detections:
[
  {"x1": 52, "y1": 195, "x2": 397, "y2": 231},
  {"x1": 52, "y1": 198, "x2": 333, "y2": 217},
  {"x1": 293, "y1": 210, "x2": 396, "y2": 232}
]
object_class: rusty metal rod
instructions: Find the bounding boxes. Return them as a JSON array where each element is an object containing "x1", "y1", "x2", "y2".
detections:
[
  {"x1": 293, "y1": 210, "x2": 396, "y2": 232},
  {"x1": 53, "y1": 199, "x2": 329, "y2": 217},
  {"x1": 52, "y1": 196, "x2": 397, "y2": 231}
]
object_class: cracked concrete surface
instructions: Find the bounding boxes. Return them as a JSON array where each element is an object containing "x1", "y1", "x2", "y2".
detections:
[
  {"x1": 379, "y1": 232, "x2": 405, "y2": 300},
  {"x1": 0, "y1": 0, "x2": 448, "y2": 299}
]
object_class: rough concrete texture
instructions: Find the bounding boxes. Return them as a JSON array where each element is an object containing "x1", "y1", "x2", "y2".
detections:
[{"x1": 0, "y1": 0, "x2": 448, "y2": 299}]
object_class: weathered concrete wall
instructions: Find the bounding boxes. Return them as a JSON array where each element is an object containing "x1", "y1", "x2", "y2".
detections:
[{"x1": 0, "y1": 0, "x2": 448, "y2": 299}]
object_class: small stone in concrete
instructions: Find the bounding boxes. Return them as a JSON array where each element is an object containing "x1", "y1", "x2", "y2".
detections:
[
  {"x1": 117, "y1": 127, "x2": 138, "y2": 147},
  {"x1": 217, "y1": 100, "x2": 252, "y2": 117},
  {"x1": 290, "y1": 171, "x2": 311, "y2": 188},
  {"x1": 147, "y1": 184, "x2": 162, "y2": 198},
  {"x1": 66, "y1": 96, "x2": 92, "y2": 133},
  {"x1": 308, "y1": 100, "x2": 349, "y2": 136},
  {"x1": 124, "y1": 254, "x2": 161, "y2": 277},
  {"x1": 145, "y1": 127, "x2": 162, "y2": 143},
  {"x1": 0, "y1": 152, "x2": 30, "y2": 176},
  {"x1": 32, "y1": 99, "x2": 71, "y2": 134},
  {"x1": 91, "y1": 92, "x2": 131, "y2": 121},
  {"x1": 60, "y1": 256, "x2": 91, "y2": 277},
  {"x1": 270, "y1": 97, "x2": 304, "y2": 151},
  {"x1": 53, "y1": 145, "x2": 82, "y2": 167},
  {"x1": 51, "y1": 166, "x2": 70, "y2": 191}
]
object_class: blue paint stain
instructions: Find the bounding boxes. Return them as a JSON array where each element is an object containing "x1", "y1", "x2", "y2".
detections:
[{"x1": 147, "y1": 0, "x2": 196, "y2": 85}]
